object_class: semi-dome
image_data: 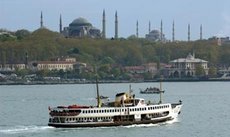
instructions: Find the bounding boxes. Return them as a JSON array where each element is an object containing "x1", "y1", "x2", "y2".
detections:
[{"x1": 70, "y1": 17, "x2": 92, "y2": 26}]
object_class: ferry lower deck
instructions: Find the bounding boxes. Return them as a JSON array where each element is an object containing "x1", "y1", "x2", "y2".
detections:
[{"x1": 48, "y1": 116, "x2": 173, "y2": 128}]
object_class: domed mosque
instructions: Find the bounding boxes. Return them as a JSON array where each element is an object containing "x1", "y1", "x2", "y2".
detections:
[{"x1": 62, "y1": 17, "x2": 101, "y2": 38}]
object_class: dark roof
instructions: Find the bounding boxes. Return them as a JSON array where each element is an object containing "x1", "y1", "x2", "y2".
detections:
[{"x1": 70, "y1": 17, "x2": 92, "y2": 26}]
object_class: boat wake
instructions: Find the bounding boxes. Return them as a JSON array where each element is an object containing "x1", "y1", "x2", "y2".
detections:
[
  {"x1": 124, "y1": 118, "x2": 180, "y2": 128},
  {"x1": 0, "y1": 125, "x2": 53, "y2": 134}
]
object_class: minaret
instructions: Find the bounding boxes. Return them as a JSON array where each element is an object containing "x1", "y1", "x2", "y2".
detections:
[
  {"x1": 188, "y1": 24, "x2": 190, "y2": 42},
  {"x1": 59, "y1": 14, "x2": 62, "y2": 33},
  {"x1": 200, "y1": 24, "x2": 203, "y2": 40},
  {"x1": 40, "y1": 11, "x2": 43, "y2": 28},
  {"x1": 115, "y1": 11, "x2": 118, "y2": 39},
  {"x1": 149, "y1": 21, "x2": 151, "y2": 33},
  {"x1": 172, "y1": 20, "x2": 175, "y2": 42},
  {"x1": 136, "y1": 20, "x2": 139, "y2": 38},
  {"x1": 102, "y1": 10, "x2": 106, "y2": 38},
  {"x1": 160, "y1": 20, "x2": 163, "y2": 41}
]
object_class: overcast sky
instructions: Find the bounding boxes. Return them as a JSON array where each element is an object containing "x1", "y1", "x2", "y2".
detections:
[{"x1": 1, "y1": 0, "x2": 230, "y2": 40}]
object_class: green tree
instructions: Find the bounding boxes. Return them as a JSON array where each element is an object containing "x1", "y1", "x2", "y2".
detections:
[
  {"x1": 195, "y1": 64, "x2": 205, "y2": 77},
  {"x1": 208, "y1": 66, "x2": 217, "y2": 77},
  {"x1": 15, "y1": 29, "x2": 30, "y2": 40}
]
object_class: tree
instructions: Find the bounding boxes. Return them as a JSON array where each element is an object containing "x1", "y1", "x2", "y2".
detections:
[
  {"x1": 195, "y1": 64, "x2": 205, "y2": 77},
  {"x1": 208, "y1": 66, "x2": 217, "y2": 77},
  {"x1": 15, "y1": 29, "x2": 30, "y2": 40}
]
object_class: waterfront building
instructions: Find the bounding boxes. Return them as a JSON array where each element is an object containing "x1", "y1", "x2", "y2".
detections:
[
  {"x1": 0, "y1": 63, "x2": 26, "y2": 72},
  {"x1": 32, "y1": 61, "x2": 74, "y2": 71},
  {"x1": 169, "y1": 53, "x2": 209, "y2": 78}
]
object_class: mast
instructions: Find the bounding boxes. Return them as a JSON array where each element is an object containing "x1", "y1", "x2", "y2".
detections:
[
  {"x1": 159, "y1": 75, "x2": 163, "y2": 104},
  {"x1": 96, "y1": 74, "x2": 101, "y2": 108}
]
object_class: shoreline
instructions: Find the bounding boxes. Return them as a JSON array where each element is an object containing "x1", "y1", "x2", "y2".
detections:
[{"x1": 1, "y1": 78, "x2": 230, "y2": 85}]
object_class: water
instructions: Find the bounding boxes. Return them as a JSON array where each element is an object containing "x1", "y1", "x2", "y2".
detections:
[{"x1": 0, "y1": 82, "x2": 230, "y2": 137}]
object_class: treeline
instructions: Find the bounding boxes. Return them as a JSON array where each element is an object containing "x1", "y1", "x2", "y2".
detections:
[{"x1": 0, "y1": 28, "x2": 230, "y2": 67}]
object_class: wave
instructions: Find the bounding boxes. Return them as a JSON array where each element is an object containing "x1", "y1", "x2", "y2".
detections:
[
  {"x1": 0, "y1": 118, "x2": 180, "y2": 134},
  {"x1": 124, "y1": 118, "x2": 179, "y2": 128},
  {"x1": 0, "y1": 125, "x2": 53, "y2": 134},
  {"x1": 124, "y1": 123, "x2": 159, "y2": 128}
]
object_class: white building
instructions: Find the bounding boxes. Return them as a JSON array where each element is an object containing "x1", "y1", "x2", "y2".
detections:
[
  {"x1": 33, "y1": 61, "x2": 74, "y2": 71},
  {"x1": 169, "y1": 53, "x2": 209, "y2": 78},
  {"x1": 0, "y1": 63, "x2": 26, "y2": 72}
]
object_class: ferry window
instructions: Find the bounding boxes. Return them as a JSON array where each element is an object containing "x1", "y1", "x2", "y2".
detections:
[{"x1": 99, "y1": 110, "x2": 101, "y2": 113}]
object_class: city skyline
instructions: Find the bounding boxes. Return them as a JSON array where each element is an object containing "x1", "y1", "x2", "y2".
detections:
[{"x1": 1, "y1": 0, "x2": 230, "y2": 40}]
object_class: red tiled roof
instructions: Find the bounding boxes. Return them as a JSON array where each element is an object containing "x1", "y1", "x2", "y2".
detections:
[{"x1": 36, "y1": 61, "x2": 75, "y2": 65}]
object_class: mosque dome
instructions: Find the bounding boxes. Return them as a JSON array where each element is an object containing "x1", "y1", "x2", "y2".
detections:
[
  {"x1": 70, "y1": 17, "x2": 92, "y2": 27},
  {"x1": 150, "y1": 30, "x2": 160, "y2": 34}
]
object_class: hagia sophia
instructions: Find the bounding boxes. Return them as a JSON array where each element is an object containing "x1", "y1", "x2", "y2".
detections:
[{"x1": 40, "y1": 11, "x2": 203, "y2": 42}]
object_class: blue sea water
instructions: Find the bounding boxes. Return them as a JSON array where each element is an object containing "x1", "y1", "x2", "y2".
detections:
[{"x1": 0, "y1": 82, "x2": 230, "y2": 137}]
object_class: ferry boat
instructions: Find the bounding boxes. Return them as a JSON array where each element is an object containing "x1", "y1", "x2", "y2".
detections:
[
  {"x1": 140, "y1": 87, "x2": 165, "y2": 94},
  {"x1": 48, "y1": 84, "x2": 182, "y2": 128}
]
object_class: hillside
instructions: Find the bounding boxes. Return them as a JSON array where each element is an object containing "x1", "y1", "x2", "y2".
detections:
[{"x1": 0, "y1": 28, "x2": 230, "y2": 67}]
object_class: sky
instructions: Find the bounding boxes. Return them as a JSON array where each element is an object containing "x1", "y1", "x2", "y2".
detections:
[{"x1": 1, "y1": 0, "x2": 230, "y2": 40}]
